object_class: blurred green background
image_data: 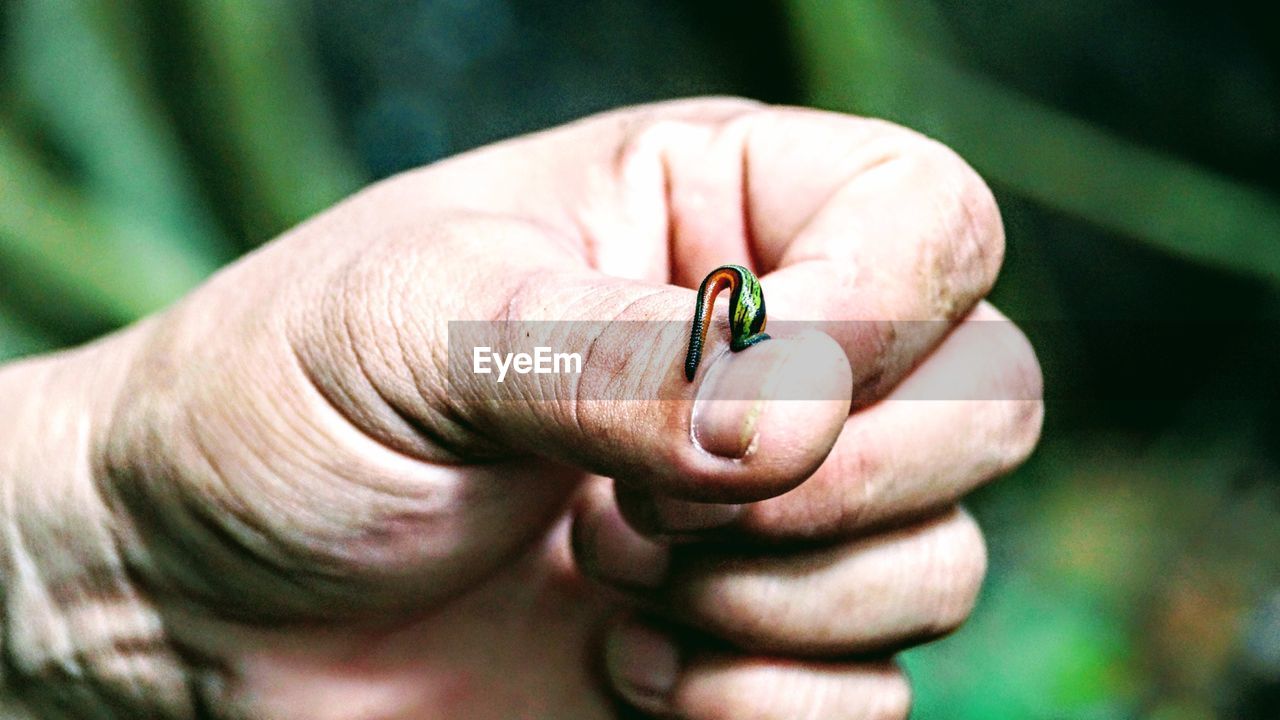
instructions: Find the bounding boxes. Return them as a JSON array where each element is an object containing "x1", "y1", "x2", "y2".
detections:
[{"x1": 1, "y1": 1, "x2": 1277, "y2": 717}]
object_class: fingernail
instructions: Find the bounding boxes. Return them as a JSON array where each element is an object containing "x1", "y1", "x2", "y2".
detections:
[
  {"x1": 691, "y1": 342, "x2": 789, "y2": 458},
  {"x1": 691, "y1": 334, "x2": 853, "y2": 459},
  {"x1": 606, "y1": 620, "x2": 679, "y2": 711},
  {"x1": 589, "y1": 503, "x2": 669, "y2": 588},
  {"x1": 652, "y1": 496, "x2": 742, "y2": 531}
]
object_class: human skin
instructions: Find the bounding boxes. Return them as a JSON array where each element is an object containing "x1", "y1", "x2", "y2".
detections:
[{"x1": 0, "y1": 99, "x2": 1042, "y2": 719}]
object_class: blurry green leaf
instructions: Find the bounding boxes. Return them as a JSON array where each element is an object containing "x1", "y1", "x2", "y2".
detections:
[
  {"x1": 0, "y1": 124, "x2": 212, "y2": 323},
  {"x1": 0, "y1": 301, "x2": 55, "y2": 360},
  {"x1": 178, "y1": 0, "x2": 365, "y2": 238},
  {"x1": 905, "y1": 575, "x2": 1136, "y2": 719},
  {"x1": 902, "y1": 412, "x2": 1273, "y2": 719},
  {"x1": 786, "y1": 0, "x2": 1280, "y2": 285},
  {"x1": 6, "y1": 0, "x2": 233, "y2": 270}
]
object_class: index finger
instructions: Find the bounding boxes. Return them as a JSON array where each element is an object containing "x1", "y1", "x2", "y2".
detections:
[
  {"x1": 653, "y1": 106, "x2": 1005, "y2": 403},
  {"x1": 743, "y1": 110, "x2": 1005, "y2": 402}
]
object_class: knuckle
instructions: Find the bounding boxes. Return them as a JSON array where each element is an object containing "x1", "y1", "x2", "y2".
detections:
[
  {"x1": 718, "y1": 588, "x2": 789, "y2": 645},
  {"x1": 891, "y1": 135, "x2": 1004, "y2": 316},
  {"x1": 925, "y1": 512, "x2": 988, "y2": 633},
  {"x1": 679, "y1": 570, "x2": 790, "y2": 646},
  {"x1": 994, "y1": 325, "x2": 1045, "y2": 472},
  {"x1": 930, "y1": 140, "x2": 1005, "y2": 277},
  {"x1": 874, "y1": 674, "x2": 914, "y2": 720},
  {"x1": 999, "y1": 316, "x2": 1045, "y2": 399},
  {"x1": 964, "y1": 307, "x2": 1044, "y2": 477},
  {"x1": 616, "y1": 117, "x2": 711, "y2": 179},
  {"x1": 614, "y1": 117, "x2": 698, "y2": 174},
  {"x1": 1001, "y1": 396, "x2": 1045, "y2": 474},
  {"x1": 951, "y1": 154, "x2": 1006, "y2": 287},
  {"x1": 615, "y1": 98, "x2": 765, "y2": 174}
]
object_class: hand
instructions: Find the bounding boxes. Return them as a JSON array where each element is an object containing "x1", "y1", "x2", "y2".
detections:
[{"x1": 0, "y1": 98, "x2": 1042, "y2": 719}]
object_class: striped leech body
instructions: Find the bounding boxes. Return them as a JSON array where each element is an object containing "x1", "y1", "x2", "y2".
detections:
[{"x1": 684, "y1": 264, "x2": 771, "y2": 381}]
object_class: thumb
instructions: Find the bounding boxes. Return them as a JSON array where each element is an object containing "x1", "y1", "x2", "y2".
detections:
[{"x1": 445, "y1": 270, "x2": 853, "y2": 502}]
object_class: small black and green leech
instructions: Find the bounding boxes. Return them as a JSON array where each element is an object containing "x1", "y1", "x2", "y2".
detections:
[{"x1": 684, "y1": 264, "x2": 771, "y2": 381}]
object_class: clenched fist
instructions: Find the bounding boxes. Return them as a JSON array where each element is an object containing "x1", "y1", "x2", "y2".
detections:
[{"x1": 0, "y1": 98, "x2": 1042, "y2": 719}]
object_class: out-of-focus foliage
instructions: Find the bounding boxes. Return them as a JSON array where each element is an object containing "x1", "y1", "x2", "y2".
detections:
[
  {"x1": 787, "y1": 0, "x2": 1280, "y2": 285},
  {"x1": 0, "y1": 0, "x2": 363, "y2": 353},
  {"x1": 777, "y1": 2, "x2": 1280, "y2": 717},
  {"x1": 1, "y1": 1, "x2": 1277, "y2": 718}
]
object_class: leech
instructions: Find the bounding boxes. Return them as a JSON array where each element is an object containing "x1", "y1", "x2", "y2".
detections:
[{"x1": 684, "y1": 264, "x2": 771, "y2": 382}]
